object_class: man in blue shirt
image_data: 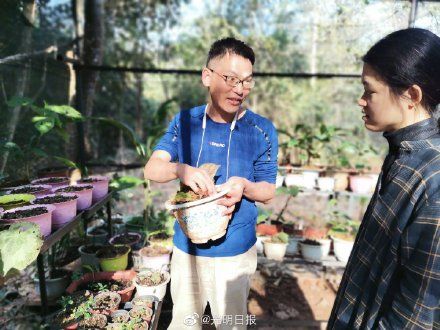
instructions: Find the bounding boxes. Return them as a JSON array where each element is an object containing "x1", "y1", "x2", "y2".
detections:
[{"x1": 144, "y1": 37, "x2": 278, "y2": 329}]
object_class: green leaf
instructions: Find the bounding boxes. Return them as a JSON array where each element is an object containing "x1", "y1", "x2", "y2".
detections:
[
  {"x1": 44, "y1": 104, "x2": 83, "y2": 120},
  {"x1": 110, "y1": 175, "x2": 145, "y2": 191},
  {"x1": 0, "y1": 222, "x2": 43, "y2": 277},
  {"x1": 91, "y1": 117, "x2": 145, "y2": 158},
  {"x1": 34, "y1": 117, "x2": 55, "y2": 134},
  {"x1": 6, "y1": 96, "x2": 33, "y2": 108},
  {"x1": 31, "y1": 148, "x2": 48, "y2": 157},
  {"x1": 52, "y1": 156, "x2": 79, "y2": 169}
]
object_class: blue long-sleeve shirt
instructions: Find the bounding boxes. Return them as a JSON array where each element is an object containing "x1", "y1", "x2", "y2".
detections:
[{"x1": 154, "y1": 105, "x2": 278, "y2": 257}]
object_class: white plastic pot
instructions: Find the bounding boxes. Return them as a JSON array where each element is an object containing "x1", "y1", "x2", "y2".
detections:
[
  {"x1": 284, "y1": 174, "x2": 305, "y2": 187},
  {"x1": 256, "y1": 236, "x2": 271, "y2": 254},
  {"x1": 332, "y1": 236, "x2": 354, "y2": 263},
  {"x1": 300, "y1": 239, "x2": 331, "y2": 262},
  {"x1": 134, "y1": 269, "x2": 171, "y2": 301},
  {"x1": 317, "y1": 177, "x2": 335, "y2": 192},
  {"x1": 286, "y1": 236, "x2": 303, "y2": 255},
  {"x1": 276, "y1": 175, "x2": 284, "y2": 188},
  {"x1": 263, "y1": 241, "x2": 287, "y2": 261}
]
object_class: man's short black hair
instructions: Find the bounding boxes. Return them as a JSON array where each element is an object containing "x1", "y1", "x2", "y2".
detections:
[{"x1": 206, "y1": 37, "x2": 255, "y2": 66}]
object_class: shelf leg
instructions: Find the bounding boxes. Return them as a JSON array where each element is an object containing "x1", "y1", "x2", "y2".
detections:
[
  {"x1": 107, "y1": 200, "x2": 112, "y2": 237},
  {"x1": 37, "y1": 254, "x2": 48, "y2": 315}
]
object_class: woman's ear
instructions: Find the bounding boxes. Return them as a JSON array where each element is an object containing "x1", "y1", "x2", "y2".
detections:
[
  {"x1": 404, "y1": 84, "x2": 423, "y2": 109},
  {"x1": 201, "y1": 67, "x2": 212, "y2": 88}
]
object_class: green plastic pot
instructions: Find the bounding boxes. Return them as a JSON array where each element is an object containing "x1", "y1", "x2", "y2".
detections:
[
  {"x1": 0, "y1": 194, "x2": 35, "y2": 210},
  {"x1": 97, "y1": 245, "x2": 130, "y2": 272}
]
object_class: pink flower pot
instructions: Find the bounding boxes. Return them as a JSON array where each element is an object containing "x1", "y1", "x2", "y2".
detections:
[
  {"x1": 31, "y1": 177, "x2": 70, "y2": 189},
  {"x1": 53, "y1": 184, "x2": 93, "y2": 211},
  {"x1": 78, "y1": 176, "x2": 110, "y2": 203},
  {"x1": 1, "y1": 204, "x2": 55, "y2": 237},
  {"x1": 8, "y1": 184, "x2": 52, "y2": 197},
  {"x1": 32, "y1": 193, "x2": 78, "y2": 229}
]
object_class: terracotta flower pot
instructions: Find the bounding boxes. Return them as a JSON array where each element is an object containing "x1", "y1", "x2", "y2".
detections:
[
  {"x1": 66, "y1": 270, "x2": 136, "y2": 303},
  {"x1": 256, "y1": 223, "x2": 282, "y2": 236},
  {"x1": 304, "y1": 227, "x2": 328, "y2": 240}
]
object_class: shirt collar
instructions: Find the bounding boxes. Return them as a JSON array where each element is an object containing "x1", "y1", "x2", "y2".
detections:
[{"x1": 383, "y1": 117, "x2": 439, "y2": 152}]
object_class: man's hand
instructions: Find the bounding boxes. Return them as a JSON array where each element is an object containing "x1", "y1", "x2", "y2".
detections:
[
  {"x1": 176, "y1": 163, "x2": 216, "y2": 196},
  {"x1": 217, "y1": 177, "x2": 247, "y2": 219}
]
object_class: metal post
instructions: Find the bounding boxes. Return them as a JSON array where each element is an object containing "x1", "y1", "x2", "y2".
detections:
[
  {"x1": 37, "y1": 254, "x2": 48, "y2": 315},
  {"x1": 74, "y1": 64, "x2": 87, "y2": 174},
  {"x1": 107, "y1": 200, "x2": 112, "y2": 237},
  {"x1": 408, "y1": 0, "x2": 419, "y2": 28}
]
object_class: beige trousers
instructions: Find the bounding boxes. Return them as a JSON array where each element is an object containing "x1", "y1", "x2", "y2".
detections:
[{"x1": 168, "y1": 245, "x2": 257, "y2": 330}]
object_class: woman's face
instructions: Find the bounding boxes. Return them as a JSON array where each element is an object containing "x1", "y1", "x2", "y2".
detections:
[{"x1": 358, "y1": 64, "x2": 406, "y2": 132}]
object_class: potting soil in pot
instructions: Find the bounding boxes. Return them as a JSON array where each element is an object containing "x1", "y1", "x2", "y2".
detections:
[
  {"x1": 56, "y1": 185, "x2": 93, "y2": 192},
  {"x1": 33, "y1": 195, "x2": 77, "y2": 204},
  {"x1": 169, "y1": 163, "x2": 220, "y2": 205},
  {"x1": 140, "y1": 246, "x2": 170, "y2": 257},
  {"x1": 33, "y1": 177, "x2": 68, "y2": 184},
  {"x1": 2, "y1": 206, "x2": 48, "y2": 219},
  {"x1": 301, "y1": 239, "x2": 323, "y2": 246},
  {"x1": 78, "y1": 279, "x2": 132, "y2": 293},
  {"x1": 10, "y1": 186, "x2": 45, "y2": 194},
  {"x1": 137, "y1": 271, "x2": 166, "y2": 286},
  {"x1": 78, "y1": 313, "x2": 107, "y2": 328},
  {"x1": 97, "y1": 245, "x2": 128, "y2": 258},
  {"x1": 111, "y1": 233, "x2": 139, "y2": 245}
]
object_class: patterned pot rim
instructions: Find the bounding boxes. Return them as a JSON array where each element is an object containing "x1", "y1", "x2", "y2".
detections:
[{"x1": 164, "y1": 187, "x2": 230, "y2": 211}]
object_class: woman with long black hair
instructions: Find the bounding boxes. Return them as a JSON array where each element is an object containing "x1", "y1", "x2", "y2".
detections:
[{"x1": 328, "y1": 28, "x2": 440, "y2": 329}]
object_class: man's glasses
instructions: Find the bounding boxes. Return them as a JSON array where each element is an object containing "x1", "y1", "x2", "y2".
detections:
[{"x1": 207, "y1": 68, "x2": 255, "y2": 89}]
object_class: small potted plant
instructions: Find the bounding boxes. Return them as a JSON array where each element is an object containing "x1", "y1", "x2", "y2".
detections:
[
  {"x1": 263, "y1": 232, "x2": 289, "y2": 261},
  {"x1": 87, "y1": 226, "x2": 109, "y2": 245},
  {"x1": 0, "y1": 193, "x2": 35, "y2": 210},
  {"x1": 129, "y1": 306, "x2": 153, "y2": 322},
  {"x1": 131, "y1": 295, "x2": 156, "y2": 309},
  {"x1": 134, "y1": 268, "x2": 170, "y2": 301},
  {"x1": 54, "y1": 291, "x2": 94, "y2": 329},
  {"x1": 34, "y1": 269, "x2": 71, "y2": 301},
  {"x1": 8, "y1": 184, "x2": 52, "y2": 197},
  {"x1": 299, "y1": 238, "x2": 331, "y2": 262},
  {"x1": 96, "y1": 245, "x2": 131, "y2": 272},
  {"x1": 32, "y1": 193, "x2": 78, "y2": 229},
  {"x1": 78, "y1": 175, "x2": 110, "y2": 203},
  {"x1": 136, "y1": 245, "x2": 171, "y2": 271},
  {"x1": 78, "y1": 244, "x2": 103, "y2": 269},
  {"x1": 109, "y1": 232, "x2": 142, "y2": 250},
  {"x1": 78, "y1": 313, "x2": 108, "y2": 328},
  {"x1": 53, "y1": 184, "x2": 94, "y2": 210},
  {"x1": 328, "y1": 212, "x2": 360, "y2": 263},
  {"x1": 110, "y1": 309, "x2": 130, "y2": 323},
  {"x1": 1, "y1": 204, "x2": 55, "y2": 237},
  {"x1": 66, "y1": 269, "x2": 136, "y2": 303},
  {"x1": 92, "y1": 291, "x2": 121, "y2": 314},
  {"x1": 165, "y1": 163, "x2": 231, "y2": 244},
  {"x1": 86, "y1": 227, "x2": 109, "y2": 245},
  {"x1": 31, "y1": 176, "x2": 70, "y2": 189}
]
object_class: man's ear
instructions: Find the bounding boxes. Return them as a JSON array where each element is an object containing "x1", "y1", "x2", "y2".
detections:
[
  {"x1": 201, "y1": 67, "x2": 212, "y2": 88},
  {"x1": 403, "y1": 84, "x2": 423, "y2": 109}
]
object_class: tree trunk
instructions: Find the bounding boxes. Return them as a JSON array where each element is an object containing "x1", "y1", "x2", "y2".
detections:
[
  {"x1": 135, "y1": 73, "x2": 144, "y2": 140},
  {"x1": 1, "y1": 0, "x2": 37, "y2": 173},
  {"x1": 81, "y1": 0, "x2": 104, "y2": 158}
]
